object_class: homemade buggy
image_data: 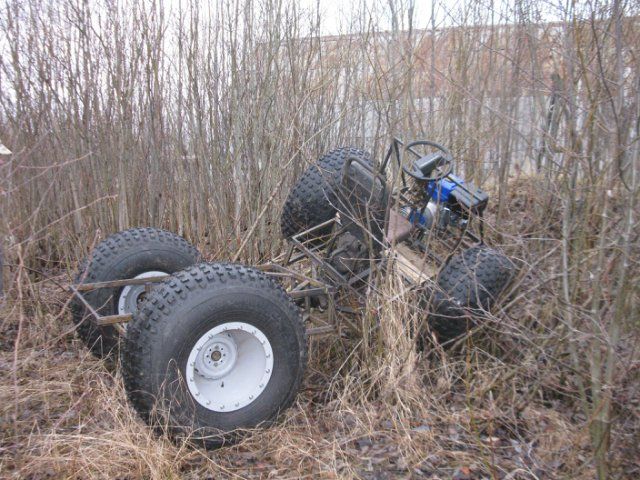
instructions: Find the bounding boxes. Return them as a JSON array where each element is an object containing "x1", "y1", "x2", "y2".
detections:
[{"x1": 70, "y1": 138, "x2": 515, "y2": 448}]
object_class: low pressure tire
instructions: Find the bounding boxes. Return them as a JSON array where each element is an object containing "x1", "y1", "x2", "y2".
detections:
[
  {"x1": 121, "y1": 263, "x2": 307, "y2": 449},
  {"x1": 71, "y1": 228, "x2": 201, "y2": 358},
  {"x1": 428, "y1": 246, "x2": 515, "y2": 343},
  {"x1": 281, "y1": 147, "x2": 373, "y2": 238}
]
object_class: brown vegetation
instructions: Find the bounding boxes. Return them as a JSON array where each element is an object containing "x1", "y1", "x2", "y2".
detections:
[{"x1": 1, "y1": 0, "x2": 639, "y2": 478}]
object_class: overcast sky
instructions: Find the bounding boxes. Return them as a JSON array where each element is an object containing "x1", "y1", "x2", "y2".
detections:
[{"x1": 162, "y1": 0, "x2": 570, "y2": 36}]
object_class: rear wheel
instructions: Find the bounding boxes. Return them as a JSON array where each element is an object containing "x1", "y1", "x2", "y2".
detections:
[
  {"x1": 427, "y1": 246, "x2": 515, "y2": 343},
  {"x1": 121, "y1": 263, "x2": 307, "y2": 449},
  {"x1": 71, "y1": 228, "x2": 201, "y2": 358}
]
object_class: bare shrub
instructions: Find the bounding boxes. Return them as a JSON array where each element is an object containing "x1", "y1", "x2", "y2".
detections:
[{"x1": 1, "y1": 0, "x2": 638, "y2": 478}]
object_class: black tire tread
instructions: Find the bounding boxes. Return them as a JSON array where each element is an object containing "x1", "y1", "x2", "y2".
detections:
[
  {"x1": 429, "y1": 246, "x2": 515, "y2": 342},
  {"x1": 281, "y1": 147, "x2": 372, "y2": 238}
]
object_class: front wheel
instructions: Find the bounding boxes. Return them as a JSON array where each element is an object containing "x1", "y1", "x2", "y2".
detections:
[
  {"x1": 427, "y1": 246, "x2": 516, "y2": 343},
  {"x1": 121, "y1": 263, "x2": 307, "y2": 449}
]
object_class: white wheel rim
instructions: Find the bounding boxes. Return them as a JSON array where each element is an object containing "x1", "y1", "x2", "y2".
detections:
[
  {"x1": 186, "y1": 322, "x2": 274, "y2": 412},
  {"x1": 117, "y1": 270, "x2": 167, "y2": 315}
]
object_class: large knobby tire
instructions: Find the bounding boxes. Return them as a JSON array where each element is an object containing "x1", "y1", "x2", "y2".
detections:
[
  {"x1": 121, "y1": 263, "x2": 307, "y2": 449},
  {"x1": 71, "y1": 228, "x2": 201, "y2": 358},
  {"x1": 280, "y1": 147, "x2": 373, "y2": 238},
  {"x1": 428, "y1": 246, "x2": 515, "y2": 343}
]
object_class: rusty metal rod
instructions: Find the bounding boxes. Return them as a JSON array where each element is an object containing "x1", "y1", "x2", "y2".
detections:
[
  {"x1": 287, "y1": 288, "x2": 329, "y2": 299},
  {"x1": 68, "y1": 284, "x2": 102, "y2": 321},
  {"x1": 73, "y1": 275, "x2": 169, "y2": 291},
  {"x1": 97, "y1": 313, "x2": 132, "y2": 326},
  {"x1": 306, "y1": 325, "x2": 336, "y2": 336}
]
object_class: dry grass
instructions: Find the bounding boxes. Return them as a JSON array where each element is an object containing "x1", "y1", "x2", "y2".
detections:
[
  {"x1": 0, "y1": 272, "x2": 595, "y2": 479},
  {"x1": 2, "y1": 180, "x2": 638, "y2": 478}
]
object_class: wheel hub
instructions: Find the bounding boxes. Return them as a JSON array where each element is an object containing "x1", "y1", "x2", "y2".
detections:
[
  {"x1": 194, "y1": 334, "x2": 238, "y2": 380},
  {"x1": 118, "y1": 270, "x2": 167, "y2": 315},
  {"x1": 186, "y1": 322, "x2": 273, "y2": 413}
]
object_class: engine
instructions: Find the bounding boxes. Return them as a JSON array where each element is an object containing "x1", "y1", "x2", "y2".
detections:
[{"x1": 402, "y1": 174, "x2": 489, "y2": 233}]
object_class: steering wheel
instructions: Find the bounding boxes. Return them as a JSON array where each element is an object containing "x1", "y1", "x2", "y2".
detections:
[{"x1": 402, "y1": 140, "x2": 453, "y2": 182}]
